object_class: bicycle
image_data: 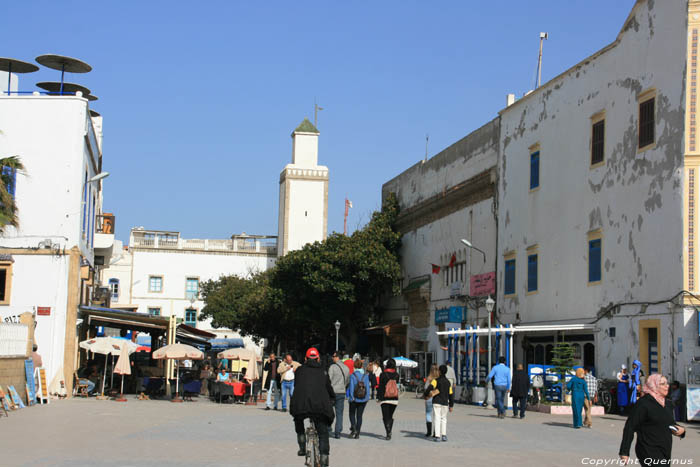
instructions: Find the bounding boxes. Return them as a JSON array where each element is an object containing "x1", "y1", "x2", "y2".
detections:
[{"x1": 305, "y1": 419, "x2": 320, "y2": 467}]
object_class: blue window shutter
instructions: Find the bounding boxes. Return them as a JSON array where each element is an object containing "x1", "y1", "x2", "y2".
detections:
[
  {"x1": 527, "y1": 254, "x2": 538, "y2": 292},
  {"x1": 2, "y1": 166, "x2": 17, "y2": 198},
  {"x1": 530, "y1": 151, "x2": 540, "y2": 189},
  {"x1": 82, "y1": 172, "x2": 88, "y2": 234},
  {"x1": 505, "y1": 259, "x2": 516, "y2": 295},
  {"x1": 589, "y1": 239, "x2": 602, "y2": 282}
]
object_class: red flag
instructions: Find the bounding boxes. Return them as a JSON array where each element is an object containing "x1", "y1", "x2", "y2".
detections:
[
  {"x1": 431, "y1": 264, "x2": 441, "y2": 274},
  {"x1": 448, "y1": 254, "x2": 456, "y2": 268}
]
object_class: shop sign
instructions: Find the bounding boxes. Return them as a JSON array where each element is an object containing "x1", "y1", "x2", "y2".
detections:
[
  {"x1": 435, "y1": 306, "x2": 464, "y2": 324},
  {"x1": 37, "y1": 307, "x2": 51, "y2": 316},
  {"x1": 470, "y1": 272, "x2": 495, "y2": 296}
]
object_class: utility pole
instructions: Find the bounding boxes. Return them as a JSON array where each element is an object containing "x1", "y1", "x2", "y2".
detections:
[{"x1": 536, "y1": 32, "x2": 548, "y2": 88}]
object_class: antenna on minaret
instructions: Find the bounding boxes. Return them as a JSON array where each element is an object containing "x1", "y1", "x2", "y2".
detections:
[
  {"x1": 424, "y1": 134, "x2": 429, "y2": 162},
  {"x1": 314, "y1": 98, "x2": 324, "y2": 127},
  {"x1": 536, "y1": 32, "x2": 548, "y2": 88}
]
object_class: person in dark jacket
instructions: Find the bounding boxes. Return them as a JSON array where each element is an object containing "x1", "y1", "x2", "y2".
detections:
[
  {"x1": 619, "y1": 374, "x2": 685, "y2": 465},
  {"x1": 290, "y1": 347, "x2": 336, "y2": 467},
  {"x1": 377, "y1": 358, "x2": 400, "y2": 440},
  {"x1": 423, "y1": 364, "x2": 454, "y2": 442},
  {"x1": 263, "y1": 353, "x2": 280, "y2": 410},
  {"x1": 510, "y1": 363, "x2": 529, "y2": 419}
]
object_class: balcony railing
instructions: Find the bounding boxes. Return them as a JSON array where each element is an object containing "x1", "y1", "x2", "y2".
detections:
[
  {"x1": 96, "y1": 213, "x2": 115, "y2": 234},
  {"x1": 131, "y1": 233, "x2": 277, "y2": 255}
]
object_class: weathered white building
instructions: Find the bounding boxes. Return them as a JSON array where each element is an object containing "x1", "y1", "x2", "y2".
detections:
[
  {"x1": 0, "y1": 90, "x2": 109, "y2": 393},
  {"x1": 381, "y1": 120, "x2": 499, "y2": 376},
  {"x1": 497, "y1": 0, "x2": 699, "y2": 382},
  {"x1": 103, "y1": 228, "x2": 276, "y2": 344},
  {"x1": 277, "y1": 118, "x2": 328, "y2": 256}
]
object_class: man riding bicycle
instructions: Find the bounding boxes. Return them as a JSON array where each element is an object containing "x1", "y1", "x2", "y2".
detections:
[{"x1": 290, "y1": 347, "x2": 336, "y2": 466}]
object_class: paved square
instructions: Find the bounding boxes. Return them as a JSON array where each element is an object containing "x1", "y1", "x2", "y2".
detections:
[{"x1": 2, "y1": 396, "x2": 697, "y2": 466}]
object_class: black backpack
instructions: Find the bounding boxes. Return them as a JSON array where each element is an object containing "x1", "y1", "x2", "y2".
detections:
[{"x1": 353, "y1": 373, "x2": 367, "y2": 399}]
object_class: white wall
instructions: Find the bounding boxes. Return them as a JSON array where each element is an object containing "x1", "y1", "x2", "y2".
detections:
[
  {"x1": 292, "y1": 133, "x2": 319, "y2": 167},
  {"x1": 286, "y1": 178, "x2": 325, "y2": 252},
  {"x1": 497, "y1": 1, "x2": 688, "y2": 379}
]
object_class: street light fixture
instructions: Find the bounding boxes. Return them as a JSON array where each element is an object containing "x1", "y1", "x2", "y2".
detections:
[
  {"x1": 89, "y1": 172, "x2": 109, "y2": 183},
  {"x1": 460, "y1": 238, "x2": 486, "y2": 263},
  {"x1": 485, "y1": 295, "x2": 495, "y2": 375},
  {"x1": 334, "y1": 320, "x2": 341, "y2": 352}
]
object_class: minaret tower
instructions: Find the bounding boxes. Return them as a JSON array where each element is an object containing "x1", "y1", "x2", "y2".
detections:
[{"x1": 277, "y1": 118, "x2": 329, "y2": 256}]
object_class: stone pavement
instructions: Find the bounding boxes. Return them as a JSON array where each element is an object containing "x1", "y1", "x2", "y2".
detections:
[{"x1": 1, "y1": 396, "x2": 697, "y2": 467}]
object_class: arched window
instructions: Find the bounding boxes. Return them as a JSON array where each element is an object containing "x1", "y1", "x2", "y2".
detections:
[
  {"x1": 534, "y1": 345, "x2": 544, "y2": 365},
  {"x1": 526, "y1": 345, "x2": 535, "y2": 365},
  {"x1": 572, "y1": 343, "x2": 582, "y2": 365},
  {"x1": 545, "y1": 344, "x2": 554, "y2": 365},
  {"x1": 583, "y1": 343, "x2": 595, "y2": 369}
]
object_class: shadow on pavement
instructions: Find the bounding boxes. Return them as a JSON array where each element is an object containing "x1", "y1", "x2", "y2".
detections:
[
  {"x1": 400, "y1": 430, "x2": 431, "y2": 440},
  {"x1": 542, "y1": 422, "x2": 576, "y2": 428},
  {"x1": 469, "y1": 414, "x2": 501, "y2": 419},
  {"x1": 358, "y1": 432, "x2": 388, "y2": 440}
]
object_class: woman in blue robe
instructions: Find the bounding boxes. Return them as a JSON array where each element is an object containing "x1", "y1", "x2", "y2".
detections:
[
  {"x1": 566, "y1": 368, "x2": 590, "y2": 428},
  {"x1": 629, "y1": 359, "x2": 643, "y2": 404},
  {"x1": 617, "y1": 364, "x2": 630, "y2": 414}
]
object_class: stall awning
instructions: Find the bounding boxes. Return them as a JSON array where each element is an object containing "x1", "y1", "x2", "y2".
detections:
[
  {"x1": 79, "y1": 306, "x2": 170, "y2": 333},
  {"x1": 209, "y1": 338, "x2": 245, "y2": 351},
  {"x1": 177, "y1": 324, "x2": 215, "y2": 349},
  {"x1": 363, "y1": 320, "x2": 402, "y2": 334}
]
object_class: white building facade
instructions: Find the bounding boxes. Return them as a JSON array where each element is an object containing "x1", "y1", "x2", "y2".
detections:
[
  {"x1": 103, "y1": 228, "x2": 277, "y2": 345},
  {"x1": 381, "y1": 120, "x2": 499, "y2": 377},
  {"x1": 277, "y1": 118, "x2": 328, "y2": 256},
  {"x1": 498, "y1": 0, "x2": 699, "y2": 382},
  {"x1": 0, "y1": 92, "x2": 109, "y2": 393}
]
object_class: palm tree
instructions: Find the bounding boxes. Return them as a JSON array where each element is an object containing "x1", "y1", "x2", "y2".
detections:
[{"x1": 0, "y1": 156, "x2": 25, "y2": 232}]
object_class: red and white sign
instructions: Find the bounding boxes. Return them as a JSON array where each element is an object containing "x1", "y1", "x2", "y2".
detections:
[
  {"x1": 470, "y1": 272, "x2": 495, "y2": 297},
  {"x1": 37, "y1": 307, "x2": 51, "y2": 316}
]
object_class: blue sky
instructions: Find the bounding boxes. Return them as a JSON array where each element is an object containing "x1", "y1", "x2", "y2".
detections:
[{"x1": 5, "y1": 1, "x2": 635, "y2": 242}]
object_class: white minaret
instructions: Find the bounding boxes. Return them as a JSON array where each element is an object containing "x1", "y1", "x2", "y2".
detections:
[{"x1": 277, "y1": 118, "x2": 329, "y2": 256}]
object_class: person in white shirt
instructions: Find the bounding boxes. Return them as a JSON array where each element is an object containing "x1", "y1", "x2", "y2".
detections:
[{"x1": 279, "y1": 353, "x2": 299, "y2": 412}]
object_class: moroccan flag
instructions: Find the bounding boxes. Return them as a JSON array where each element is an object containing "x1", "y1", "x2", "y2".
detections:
[
  {"x1": 431, "y1": 264, "x2": 441, "y2": 274},
  {"x1": 448, "y1": 253, "x2": 456, "y2": 268}
]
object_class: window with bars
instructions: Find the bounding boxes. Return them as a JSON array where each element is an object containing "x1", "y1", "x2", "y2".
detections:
[
  {"x1": 639, "y1": 97, "x2": 655, "y2": 148},
  {"x1": 149, "y1": 276, "x2": 163, "y2": 293},
  {"x1": 591, "y1": 120, "x2": 605, "y2": 165},
  {"x1": 185, "y1": 278, "x2": 199, "y2": 300},
  {"x1": 185, "y1": 308, "x2": 197, "y2": 326}
]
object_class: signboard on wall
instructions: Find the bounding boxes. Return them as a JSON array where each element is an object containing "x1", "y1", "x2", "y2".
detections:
[
  {"x1": 435, "y1": 306, "x2": 465, "y2": 324},
  {"x1": 470, "y1": 272, "x2": 496, "y2": 296},
  {"x1": 37, "y1": 307, "x2": 50, "y2": 316}
]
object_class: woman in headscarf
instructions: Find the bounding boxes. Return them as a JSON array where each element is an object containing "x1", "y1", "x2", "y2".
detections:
[
  {"x1": 566, "y1": 368, "x2": 590, "y2": 429},
  {"x1": 629, "y1": 359, "x2": 643, "y2": 404},
  {"x1": 619, "y1": 374, "x2": 685, "y2": 464},
  {"x1": 616, "y1": 364, "x2": 630, "y2": 415}
]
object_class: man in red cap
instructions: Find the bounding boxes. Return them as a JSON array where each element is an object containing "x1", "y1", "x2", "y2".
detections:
[{"x1": 290, "y1": 347, "x2": 335, "y2": 467}]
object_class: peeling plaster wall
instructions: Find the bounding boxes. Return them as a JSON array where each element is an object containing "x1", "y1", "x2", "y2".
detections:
[
  {"x1": 497, "y1": 1, "x2": 688, "y2": 377},
  {"x1": 381, "y1": 119, "x2": 499, "y2": 363}
]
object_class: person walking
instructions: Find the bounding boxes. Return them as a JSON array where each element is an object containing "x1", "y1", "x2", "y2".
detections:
[
  {"x1": 510, "y1": 363, "x2": 529, "y2": 419},
  {"x1": 372, "y1": 360, "x2": 382, "y2": 400},
  {"x1": 445, "y1": 361, "x2": 456, "y2": 390},
  {"x1": 670, "y1": 381, "x2": 684, "y2": 422},
  {"x1": 486, "y1": 356, "x2": 511, "y2": 419},
  {"x1": 423, "y1": 364, "x2": 440, "y2": 437},
  {"x1": 328, "y1": 351, "x2": 350, "y2": 438},
  {"x1": 377, "y1": 358, "x2": 400, "y2": 440},
  {"x1": 347, "y1": 359, "x2": 370, "y2": 438},
  {"x1": 566, "y1": 368, "x2": 590, "y2": 429},
  {"x1": 423, "y1": 364, "x2": 454, "y2": 442},
  {"x1": 263, "y1": 353, "x2": 281, "y2": 411},
  {"x1": 617, "y1": 364, "x2": 630, "y2": 415},
  {"x1": 619, "y1": 374, "x2": 686, "y2": 465},
  {"x1": 583, "y1": 367, "x2": 598, "y2": 428},
  {"x1": 629, "y1": 359, "x2": 644, "y2": 405},
  {"x1": 279, "y1": 353, "x2": 300, "y2": 413},
  {"x1": 290, "y1": 348, "x2": 335, "y2": 467}
]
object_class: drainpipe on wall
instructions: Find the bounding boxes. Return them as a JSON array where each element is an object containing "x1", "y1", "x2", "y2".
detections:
[{"x1": 669, "y1": 300, "x2": 676, "y2": 381}]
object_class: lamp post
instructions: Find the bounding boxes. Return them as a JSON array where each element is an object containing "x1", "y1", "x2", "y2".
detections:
[
  {"x1": 334, "y1": 320, "x2": 341, "y2": 351},
  {"x1": 485, "y1": 296, "x2": 495, "y2": 373},
  {"x1": 460, "y1": 239, "x2": 486, "y2": 263}
]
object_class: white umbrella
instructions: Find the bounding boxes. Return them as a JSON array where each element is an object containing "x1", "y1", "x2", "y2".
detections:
[
  {"x1": 152, "y1": 343, "x2": 204, "y2": 402},
  {"x1": 79, "y1": 337, "x2": 138, "y2": 396},
  {"x1": 113, "y1": 344, "x2": 131, "y2": 402},
  {"x1": 384, "y1": 356, "x2": 418, "y2": 368}
]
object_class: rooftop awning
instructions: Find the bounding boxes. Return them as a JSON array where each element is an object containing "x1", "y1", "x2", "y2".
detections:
[
  {"x1": 79, "y1": 306, "x2": 170, "y2": 333},
  {"x1": 177, "y1": 324, "x2": 215, "y2": 349},
  {"x1": 363, "y1": 320, "x2": 402, "y2": 333},
  {"x1": 402, "y1": 278, "x2": 429, "y2": 293},
  {"x1": 209, "y1": 338, "x2": 245, "y2": 351}
]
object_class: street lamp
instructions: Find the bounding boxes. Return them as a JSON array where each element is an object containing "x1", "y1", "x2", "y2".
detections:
[
  {"x1": 460, "y1": 239, "x2": 486, "y2": 263},
  {"x1": 485, "y1": 295, "x2": 495, "y2": 374},
  {"x1": 89, "y1": 172, "x2": 109, "y2": 183},
  {"x1": 334, "y1": 320, "x2": 341, "y2": 351}
]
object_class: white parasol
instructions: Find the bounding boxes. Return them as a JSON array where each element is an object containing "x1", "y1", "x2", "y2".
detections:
[
  {"x1": 217, "y1": 348, "x2": 262, "y2": 401},
  {"x1": 113, "y1": 343, "x2": 131, "y2": 402},
  {"x1": 79, "y1": 337, "x2": 138, "y2": 396},
  {"x1": 152, "y1": 343, "x2": 204, "y2": 402}
]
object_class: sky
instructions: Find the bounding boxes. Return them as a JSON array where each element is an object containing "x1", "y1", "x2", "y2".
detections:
[{"x1": 4, "y1": 1, "x2": 636, "y2": 243}]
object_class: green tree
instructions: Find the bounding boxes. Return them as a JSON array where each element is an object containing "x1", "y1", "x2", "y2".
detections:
[
  {"x1": 0, "y1": 156, "x2": 24, "y2": 231},
  {"x1": 551, "y1": 341, "x2": 575, "y2": 402}
]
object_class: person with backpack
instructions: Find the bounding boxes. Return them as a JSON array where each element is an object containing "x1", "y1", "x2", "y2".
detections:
[
  {"x1": 346, "y1": 359, "x2": 371, "y2": 439},
  {"x1": 328, "y1": 351, "x2": 350, "y2": 439},
  {"x1": 423, "y1": 364, "x2": 454, "y2": 442},
  {"x1": 377, "y1": 358, "x2": 400, "y2": 440}
]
